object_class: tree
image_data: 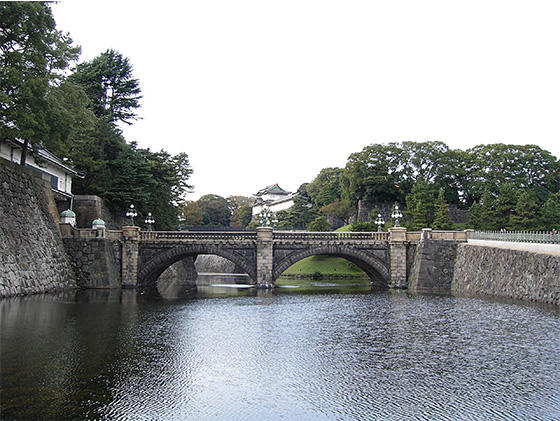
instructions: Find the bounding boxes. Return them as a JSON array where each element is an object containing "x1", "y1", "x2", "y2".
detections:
[
  {"x1": 510, "y1": 190, "x2": 539, "y2": 231},
  {"x1": 198, "y1": 195, "x2": 231, "y2": 227},
  {"x1": 479, "y1": 189, "x2": 496, "y2": 230},
  {"x1": 182, "y1": 201, "x2": 203, "y2": 227},
  {"x1": 349, "y1": 218, "x2": 373, "y2": 232},
  {"x1": 539, "y1": 193, "x2": 560, "y2": 231},
  {"x1": 306, "y1": 167, "x2": 344, "y2": 208},
  {"x1": 467, "y1": 201, "x2": 481, "y2": 229},
  {"x1": 405, "y1": 177, "x2": 436, "y2": 229},
  {"x1": 308, "y1": 217, "x2": 331, "y2": 232},
  {"x1": 277, "y1": 184, "x2": 319, "y2": 229},
  {"x1": 68, "y1": 49, "x2": 142, "y2": 125},
  {"x1": 320, "y1": 199, "x2": 353, "y2": 225},
  {"x1": 432, "y1": 188, "x2": 454, "y2": 230},
  {"x1": 230, "y1": 204, "x2": 253, "y2": 228},
  {"x1": 1, "y1": 1, "x2": 81, "y2": 164},
  {"x1": 494, "y1": 183, "x2": 519, "y2": 230}
]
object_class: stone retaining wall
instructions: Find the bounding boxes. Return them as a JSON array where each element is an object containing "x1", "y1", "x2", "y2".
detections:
[
  {"x1": 452, "y1": 244, "x2": 560, "y2": 305},
  {"x1": 408, "y1": 240, "x2": 459, "y2": 292},
  {"x1": 62, "y1": 238, "x2": 121, "y2": 289},
  {"x1": 0, "y1": 158, "x2": 76, "y2": 297}
]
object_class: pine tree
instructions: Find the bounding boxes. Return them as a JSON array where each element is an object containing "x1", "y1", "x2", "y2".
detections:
[
  {"x1": 539, "y1": 193, "x2": 560, "y2": 230},
  {"x1": 510, "y1": 190, "x2": 539, "y2": 230},
  {"x1": 432, "y1": 188, "x2": 455, "y2": 230},
  {"x1": 480, "y1": 189, "x2": 496, "y2": 230}
]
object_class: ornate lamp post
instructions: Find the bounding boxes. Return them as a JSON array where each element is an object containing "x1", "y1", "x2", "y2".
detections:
[
  {"x1": 391, "y1": 205, "x2": 403, "y2": 227},
  {"x1": 259, "y1": 206, "x2": 273, "y2": 227},
  {"x1": 144, "y1": 212, "x2": 155, "y2": 231},
  {"x1": 177, "y1": 213, "x2": 186, "y2": 230},
  {"x1": 374, "y1": 213, "x2": 385, "y2": 232},
  {"x1": 126, "y1": 204, "x2": 137, "y2": 226}
]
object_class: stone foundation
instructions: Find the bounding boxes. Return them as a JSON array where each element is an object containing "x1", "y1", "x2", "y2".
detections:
[
  {"x1": 452, "y1": 244, "x2": 560, "y2": 305},
  {"x1": 0, "y1": 158, "x2": 76, "y2": 297}
]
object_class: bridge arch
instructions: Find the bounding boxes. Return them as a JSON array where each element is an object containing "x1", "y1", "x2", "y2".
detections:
[
  {"x1": 138, "y1": 244, "x2": 257, "y2": 287},
  {"x1": 273, "y1": 246, "x2": 390, "y2": 288}
]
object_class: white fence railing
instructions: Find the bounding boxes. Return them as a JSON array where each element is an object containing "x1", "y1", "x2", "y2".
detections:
[{"x1": 471, "y1": 230, "x2": 560, "y2": 244}]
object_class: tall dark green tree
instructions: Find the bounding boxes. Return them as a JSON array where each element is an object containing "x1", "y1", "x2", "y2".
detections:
[
  {"x1": 432, "y1": 188, "x2": 454, "y2": 230},
  {"x1": 0, "y1": 1, "x2": 81, "y2": 164},
  {"x1": 68, "y1": 49, "x2": 142, "y2": 125},
  {"x1": 540, "y1": 193, "x2": 560, "y2": 230},
  {"x1": 405, "y1": 176, "x2": 436, "y2": 229},
  {"x1": 509, "y1": 190, "x2": 539, "y2": 231}
]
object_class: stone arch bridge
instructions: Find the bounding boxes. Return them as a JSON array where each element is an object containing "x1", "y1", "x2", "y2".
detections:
[{"x1": 111, "y1": 226, "x2": 469, "y2": 288}]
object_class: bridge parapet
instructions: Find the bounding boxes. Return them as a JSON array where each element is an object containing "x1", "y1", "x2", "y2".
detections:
[
  {"x1": 140, "y1": 231, "x2": 257, "y2": 243},
  {"x1": 274, "y1": 231, "x2": 389, "y2": 243}
]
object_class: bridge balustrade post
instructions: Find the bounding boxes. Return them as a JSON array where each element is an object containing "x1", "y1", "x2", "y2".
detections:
[
  {"x1": 122, "y1": 226, "x2": 140, "y2": 287},
  {"x1": 389, "y1": 227, "x2": 407, "y2": 288},
  {"x1": 256, "y1": 227, "x2": 274, "y2": 288}
]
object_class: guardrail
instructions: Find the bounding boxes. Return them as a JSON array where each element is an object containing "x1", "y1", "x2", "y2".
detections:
[{"x1": 471, "y1": 230, "x2": 560, "y2": 244}]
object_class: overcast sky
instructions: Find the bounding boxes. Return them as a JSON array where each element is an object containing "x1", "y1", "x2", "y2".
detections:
[{"x1": 52, "y1": 1, "x2": 560, "y2": 200}]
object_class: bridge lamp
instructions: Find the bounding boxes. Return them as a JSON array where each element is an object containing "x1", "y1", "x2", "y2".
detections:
[
  {"x1": 272, "y1": 214, "x2": 278, "y2": 229},
  {"x1": 177, "y1": 213, "x2": 186, "y2": 230},
  {"x1": 145, "y1": 212, "x2": 155, "y2": 231},
  {"x1": 375, "y1": 213, "x2": 385, "y2": 232},
  {"x1": 392, "y1": 205, "x2": 403, "y2": 227},
  {"x1": 126, "y1": 204, "x2": 138, "y2": 226}
]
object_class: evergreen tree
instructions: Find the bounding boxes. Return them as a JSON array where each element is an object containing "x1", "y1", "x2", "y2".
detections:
[
  {"x1": 308, "y1": 217, "x2": 331, "y2": 232},
  {"x1": 510, "y1": 190, "x2": 539, "y2": 230},
  {"x1": 539, "y1": 193, "x2": 560, "y2": 230},
  {"x1": 68, "y1": 49, "x2": 142, "y2": 125},
  {"x1": 405, "y1": 177, "x2": 436, "y2": 227},
  {"x1": 349, "y1": 218, "x2": 373, "y2": 232},
  {"x1": 1, "y1": 1, "x2": 81, "y2": 164},
  {"x1": 432, "y1": 188, "x2": 454, "y2": 230},
  {"x1": 479, "y1": 189, "x2": 496, "y2": 230},
  {"x1": 408, "y1": 200, "x2": 429, "y2": 231},
  {"x1": 467, "y1": 201, "x2": 482, "y2": 229},
  {"x1": 494, "y1": 183, "x2": 518, "y2": 230}
]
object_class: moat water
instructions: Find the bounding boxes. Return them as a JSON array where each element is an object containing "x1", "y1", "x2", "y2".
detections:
[{"x1": 2, "y1": 277, "x2": 560, "y2": 420}]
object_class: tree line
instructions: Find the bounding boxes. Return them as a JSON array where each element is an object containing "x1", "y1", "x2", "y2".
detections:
[
  {"x1": 1, "y1": 2, "x2": 193, "y2": 230},
  {"x1": 4, "y1": 3, "x2": 559, "y2": 232}
]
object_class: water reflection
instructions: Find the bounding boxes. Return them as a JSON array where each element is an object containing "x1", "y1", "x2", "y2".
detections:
[{"x1": 1, "y1": 284, "x2": 560, "y2": 420}]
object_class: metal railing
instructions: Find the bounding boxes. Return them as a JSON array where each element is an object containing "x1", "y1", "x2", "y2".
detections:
[{"x1": 471, "y1": 230, "x2": 560, "y2": 244}]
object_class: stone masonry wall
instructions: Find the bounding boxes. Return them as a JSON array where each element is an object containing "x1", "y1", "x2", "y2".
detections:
[
  {"x1": 452, "y1": 244, "x2": 560, "y2": 305},
  {"x1": 408, "y1": 240, "x2": 459, "y2": 292},
  {"x1": 0, "y1": 158, "x2": 76, "y2": 297},
  {"x1": 62, "y1": 238, "x2": 121, "y2": 289}
]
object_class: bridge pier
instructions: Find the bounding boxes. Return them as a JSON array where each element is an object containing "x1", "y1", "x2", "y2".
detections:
[
  {"x1": 122, "y1": 226, "x2": 140, "y2": 287},
  {"x1": 256, "y1": 227, "x2": 274, "y2": 288},
  {"x1": 389, "y1": 227, "x2": 407, "y2": 288}
]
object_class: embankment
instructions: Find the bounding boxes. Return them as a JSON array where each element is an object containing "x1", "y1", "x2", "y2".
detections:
[
  {"x1": 451, "y1": 243, "x2": 560, "y2": 305},
  {"x1": 0, "y1": 159, "x2": 76, "y2": 297}
]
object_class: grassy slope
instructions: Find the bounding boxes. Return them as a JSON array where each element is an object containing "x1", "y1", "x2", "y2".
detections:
[{"x1": 281, "y1": 255, "x2": 367, "y2": 278}]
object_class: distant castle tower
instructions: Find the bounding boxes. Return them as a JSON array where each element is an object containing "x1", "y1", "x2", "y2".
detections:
[{"x1": 252, "y1": 183, "x2": 297, "y2": 217}]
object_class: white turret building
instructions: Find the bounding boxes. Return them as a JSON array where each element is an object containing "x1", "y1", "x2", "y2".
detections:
[{"x1": 252, "y1": 184, "x2": 297, "y2": 217}]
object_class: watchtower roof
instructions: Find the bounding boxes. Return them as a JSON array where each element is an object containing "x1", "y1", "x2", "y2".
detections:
[{"x1": 255, "y1": 183, "x2": 291, "y2": 197}]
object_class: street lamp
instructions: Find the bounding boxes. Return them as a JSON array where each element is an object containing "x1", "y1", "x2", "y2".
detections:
[
  {"x1": 126, "y1": 204, "x2": 137, "y2": 226},
  {"x1": 145, "y1": 212, "x2": 155, "y2": 231},
  {"x1": 391, "y1": 205, "x2": 403, "y2": 227},
  {"x1": 177, "y1": 213, "x2": 186, "y2": 230},
  {"x1": 259, "y1": 206, "x2": 273, "y2": 227},
  {"x1": 374, "y1": 213, "x2": 385, "y2": 232}
]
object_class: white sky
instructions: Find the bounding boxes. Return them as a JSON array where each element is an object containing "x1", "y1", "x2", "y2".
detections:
[{"x1": 52, "y1": 1, "x2": 560, "y2": 200}]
